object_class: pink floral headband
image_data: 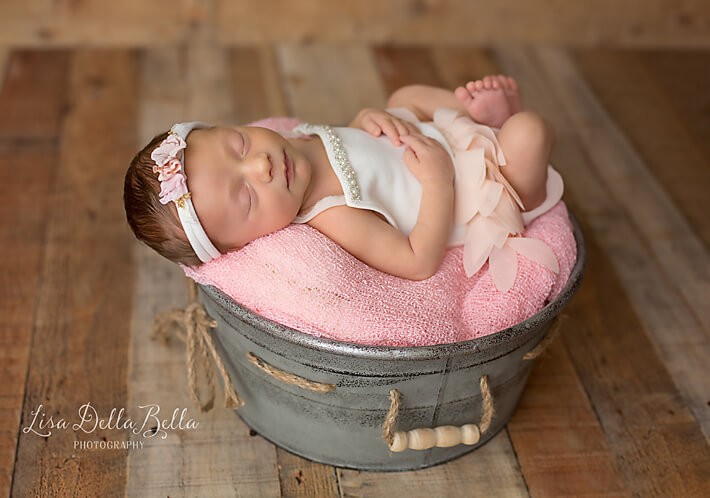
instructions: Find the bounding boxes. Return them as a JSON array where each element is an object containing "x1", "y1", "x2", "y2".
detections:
[
  {"x1": 151, "y1": 132, "x2": 190, "y2": 206},
  {"x1": 150, "y1": 122, "x2": 222, "y2": 263}
]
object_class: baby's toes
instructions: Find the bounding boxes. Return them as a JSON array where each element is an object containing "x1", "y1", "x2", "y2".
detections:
[
  {"x1": 466, "y1": 80, "x2": 481, "y2": 92},
  {"x1": 496, "y1": 74, "x2": 510, "y2": 89},
  {"x1": 483, "y1": 75, "x2": 499, "y2": 90},
  {"x1": 454, "y1": 86, "x2": 473, "y2": 105},
  {"x1": 506, "y1": 76, "x2": 518, "y2": 91}
]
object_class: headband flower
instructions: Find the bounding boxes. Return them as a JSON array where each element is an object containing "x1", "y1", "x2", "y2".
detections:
[
  {"x1": 150, "y1": 121, "x2": 221, "y2": 263},
  {"x1": 151, "y1": 133, "x2": 186, "y2": 166},
  {"x1": 151, "y1": 133, "x2": 190, "y2": 206}
]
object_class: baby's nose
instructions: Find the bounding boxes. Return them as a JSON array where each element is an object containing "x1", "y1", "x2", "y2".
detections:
[{"x1": 247, "y1": 153, "x2": 272, "y2": 182}]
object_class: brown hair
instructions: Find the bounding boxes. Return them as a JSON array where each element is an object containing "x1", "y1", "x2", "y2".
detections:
[{"x1": 124, "y1": 132, "x2": 202, "y2": 267}]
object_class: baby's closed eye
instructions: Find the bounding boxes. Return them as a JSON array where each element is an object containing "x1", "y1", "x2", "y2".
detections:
[
  {"x1": 226, "y1": 130, "x2": 246, "y2": 157},
  {"x1": 241, "y1": 183, "x2": 252, "y2": 214}
]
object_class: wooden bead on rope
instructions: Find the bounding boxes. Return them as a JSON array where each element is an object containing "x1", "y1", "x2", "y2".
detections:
[
  {"x1": 389, "y1": 424, "x2": 481, "y2": 452},
  {"x1": 384, "y1": 375, "x2": 493, "y2": 452}
]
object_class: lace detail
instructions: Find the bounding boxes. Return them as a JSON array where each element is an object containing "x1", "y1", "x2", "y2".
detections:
[{"x1": 293, "y1": 124, "x2": 361, "y2": 202}]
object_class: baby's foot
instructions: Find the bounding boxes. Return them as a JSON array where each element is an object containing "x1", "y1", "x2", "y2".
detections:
[{"x1": 454, "y1": 75, "x2": 523, "y2": 128}]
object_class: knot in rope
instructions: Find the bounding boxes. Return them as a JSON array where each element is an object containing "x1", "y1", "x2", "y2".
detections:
[{"x1": 152, "y1": 279, "x2": 243, "y2": 413}]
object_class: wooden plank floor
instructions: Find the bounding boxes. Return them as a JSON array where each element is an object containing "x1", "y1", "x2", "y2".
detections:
[{"x1": 1, "y1": 44, "x2": 709, "y2": 498}]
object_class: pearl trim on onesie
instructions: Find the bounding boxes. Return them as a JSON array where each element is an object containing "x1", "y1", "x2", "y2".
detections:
[{"x1": 294, "y1": 124, "x2": 362, "y2": 202}]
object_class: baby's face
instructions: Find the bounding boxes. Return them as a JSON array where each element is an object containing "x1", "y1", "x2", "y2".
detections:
[{"x1": 184, "y1": 126, "x2": 312, "y2": 251}]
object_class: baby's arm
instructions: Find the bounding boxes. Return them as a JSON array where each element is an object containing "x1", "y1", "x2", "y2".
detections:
[{"x1": 308, "y1": 134, "x2": 454, "y2": 281}]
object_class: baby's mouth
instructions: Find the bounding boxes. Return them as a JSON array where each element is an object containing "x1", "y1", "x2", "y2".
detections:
[{"x1": 284, "y1": 151, "x2": 292, "y2": 188}]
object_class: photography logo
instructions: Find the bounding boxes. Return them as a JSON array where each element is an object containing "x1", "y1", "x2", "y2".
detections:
[{"x1": 22, "y1": 402, "x2": 200, "y2": 450}]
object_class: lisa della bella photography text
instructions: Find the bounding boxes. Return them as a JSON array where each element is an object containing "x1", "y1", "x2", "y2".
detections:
[{"x1": 21, "y1": 402, "x2": 199, "y2": 450}]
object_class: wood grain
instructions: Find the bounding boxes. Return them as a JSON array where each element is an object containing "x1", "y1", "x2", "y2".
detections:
[
  {"x1": 124, "y1": 45, "x2": 282, "y2": 497},
  {"x1": 277, "y1": 44, "x2": 387, "y2": 124},
  {"x1": 1, "y1": 0, "x2": 709, "y2": 46},
  {"x1": 11, "y1": 49, "x2": 137, "y2": 497},
  {"x1": 535, "y1": 47, "x2": 710, "y2": 333},
  {"x1": 218, "y1": 0, "x2": 710, "y2": 46},
  {"x1": 495, "y1": 46, "x2": 710, "y2": 442},
  {"x1": 565, "y1": 236, "x2": 710, "y2": 497},
  {"x1": 507, "y1": 341, "x2": 629, "y2": 497},
  {"x1": 573, "y1": 49, "x2": 710, "y2": 249},
  {"x1": 277, "y1": 450, "x2": 340, "y2": 498},
  {"x1": 231, "y1": 46, "x2": 289, "y2": 122},
  {"x1": 0, "y1": 49, "x2": 69, "y2": 498},
  {"x1": 0, "y1": 50, "x2": 8, "y2": 92},
  {"x1": 338, "y1": 433, "x2": 528, "y2": 498},
  {"x1": 0, "y1": 0, "x2": 196, "y2": 46},
  {"x1": 0, "y1": 50, "x2": 68, "y2": 140},
  {"x1": 372, "y1": 46, "x2": 441, "y2": 91},
  {"x1": 638, "y1": 50, "x2": 710, "y2": 172},
  {"x1": 431, "y1": 47, "x2": 501, "y2": 84},
  {"x1": 494, "y1": 46, "x2": 710, "y2": 495}
]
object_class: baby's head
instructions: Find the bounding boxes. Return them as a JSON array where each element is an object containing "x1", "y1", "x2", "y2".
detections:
[{"x1": 124, "y1": 122, "x2": 310, "y2": 266}]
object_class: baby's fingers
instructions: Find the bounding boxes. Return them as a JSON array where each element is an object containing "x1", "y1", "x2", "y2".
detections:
[
  {"x1": 379, "y1": 119, "x2": 404, "y2": 146},
  {"x1": 361, "y1": 117, "x2": 383, "y2": 138},
  {"x1": 399, "y1": 133, "x2": 430, "y2": 152},
  {"x1": 391, "y1": 118, "x2": 421, "y2": 142},
  {"x1": 392, "y1": 119, "x2": 413, "y2": 142},
  {"x1": 403, "y1": 121, "x2": 420, "y2": 135},
  {"x1": 402, "y1": 146, "x2": 418, "y2": 163}
]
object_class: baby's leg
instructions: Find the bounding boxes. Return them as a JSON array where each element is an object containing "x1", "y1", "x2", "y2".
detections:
[
  {"x1": 496, "y1": 111, "x2": 554, "y2": 211},
  {"x1": 387, "y1": 76, "x2": 523, "y2": 128},
  {"x1": 389, "y1": 80, "x2": 552, "y2": 211},
  {"x1": 386, "y1": 85, "x2": 466, "y2": 121}
]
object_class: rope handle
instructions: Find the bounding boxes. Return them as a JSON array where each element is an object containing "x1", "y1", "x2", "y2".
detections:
[
  {"x1": 152, "y1": 279, "x2": 337, "y2": 414},
  {"x1": 380, "y1": 315, "x2": 566, "y2": 452},
  {"x1": 523, "y1": 314, "x2": 567, "y2": 361},
  {"x1": 247, "y1": 352, "x2": 336, "y2": 393},
  {"x1": 152, "y1": 279, "x2": 243, "y2": 412},
  {"x1": 382, "y1": 375, "x2": 495, "y2": 452}
]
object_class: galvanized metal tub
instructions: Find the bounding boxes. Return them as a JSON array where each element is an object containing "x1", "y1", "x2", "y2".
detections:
[{"x1": 198, "y1": 217, "x2": 585, "y2": 471}]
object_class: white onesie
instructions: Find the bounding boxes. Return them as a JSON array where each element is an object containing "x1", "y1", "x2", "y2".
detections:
[{"x1": 291, "y1": 108, "x2": 563, "y2": 291}]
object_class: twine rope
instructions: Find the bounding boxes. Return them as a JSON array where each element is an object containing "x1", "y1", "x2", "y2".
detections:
[
  {"x1": 382, "y1": 389, "x2": 401, "y2": 446},
  {"x1": 246, "y1": 352, "x2": 336, "y2": 393},
  {"x1": 152, "y1": 279, "x2": 243, "y2": 412},
  {"x1": 478, "y1": 375, "x2": 495, "y2": 433},
  {"x1": 523, "y1": 314, "x2": 568, "y2": 360},
  {"x1": 382, "y1": 375, "x2": 494, "y2": 451}
]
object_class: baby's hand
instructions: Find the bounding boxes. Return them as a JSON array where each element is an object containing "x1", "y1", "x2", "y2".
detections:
[
  {"x1": 351, "y1": 108, "x2": 420, "y2": 146},
  {"x1": 400, "y1": 134, "x2": 454, "y2": 186}
]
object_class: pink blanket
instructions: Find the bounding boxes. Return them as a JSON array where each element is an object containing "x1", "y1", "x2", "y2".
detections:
[
  {"x1": 182, "y1": 118, "x2": 577, "y2": 346},
  {"x1": 184, "y1": 202, "x2": 575, "y2": 346}
]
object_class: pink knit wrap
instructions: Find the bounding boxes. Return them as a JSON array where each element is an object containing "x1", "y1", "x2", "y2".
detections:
[{"x1": 182, "y1": 118, "x2": 577, "y2": 346}]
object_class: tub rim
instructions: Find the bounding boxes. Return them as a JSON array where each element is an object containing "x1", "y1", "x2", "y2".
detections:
[{"x1": 200, "y1": 212, "x2": 586, "y2": 361}]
